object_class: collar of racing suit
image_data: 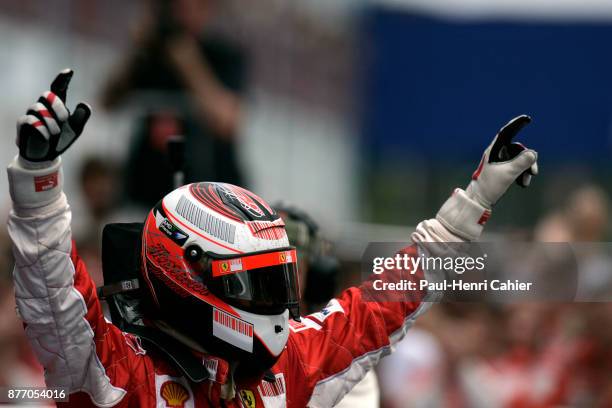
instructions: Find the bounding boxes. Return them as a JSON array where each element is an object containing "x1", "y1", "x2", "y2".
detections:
[{"x1": 153, "y1": 320, "x2": 237, "y2": 398}]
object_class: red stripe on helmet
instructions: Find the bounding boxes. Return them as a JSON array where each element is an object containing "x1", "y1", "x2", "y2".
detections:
[{"x1": 211, "y1": 249, "x2": 297, "y2": 277}]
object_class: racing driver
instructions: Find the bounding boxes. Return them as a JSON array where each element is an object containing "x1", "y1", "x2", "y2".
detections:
[{"x1": 6, "y1": 70, "x2": 538, "y2": 407}]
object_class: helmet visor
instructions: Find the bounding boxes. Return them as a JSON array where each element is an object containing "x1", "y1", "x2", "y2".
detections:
[{"x1": 207, "y1": 249, "x2": 300, "y2": 317}]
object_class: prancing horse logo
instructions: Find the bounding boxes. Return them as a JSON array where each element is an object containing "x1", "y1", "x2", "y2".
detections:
[{"x1": 239, "y1": 389, "x2": 256, "y2": 408}]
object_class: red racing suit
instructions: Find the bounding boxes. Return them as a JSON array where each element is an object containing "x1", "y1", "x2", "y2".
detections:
[{"x1": 7, "y1": 157, "x2": 487, "y2": 407}]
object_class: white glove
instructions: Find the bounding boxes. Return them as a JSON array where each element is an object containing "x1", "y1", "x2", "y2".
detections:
[
  {"x1": 466, "y1": 115, "x2": 538, "y2": 208},
  {"x1": 7, "y1": 69, "x2": 90, "y2": 208},
  {"x1": 436, "y1": 115, "x2": 538, "y2": 240}
]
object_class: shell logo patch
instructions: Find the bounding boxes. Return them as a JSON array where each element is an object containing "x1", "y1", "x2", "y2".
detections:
[
  {"x1": 155, "y1": 375, "x2": 194, "y2": 408},
  {"x1": 160, "y1": 381, "x2": 189, "y2": 408},
  {"x1": 239, "y1": 389, "x2": 256, "y2": 408}
]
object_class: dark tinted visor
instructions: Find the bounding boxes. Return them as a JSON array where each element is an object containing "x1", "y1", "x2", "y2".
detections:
[{"x1": 207, "y1": 249, "x2": 300, "y2": 317}]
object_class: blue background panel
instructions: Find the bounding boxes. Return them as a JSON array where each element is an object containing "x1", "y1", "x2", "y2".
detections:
[{"x1": 361, "y1": 9, "x2": 612, "y2": 162}]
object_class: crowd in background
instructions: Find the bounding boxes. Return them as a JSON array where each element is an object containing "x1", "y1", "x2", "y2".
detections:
[
  {"x1": 377, "y1": 185, "x2": 612, "y2": 407},
  {"x1": 0, "y1": 0, "x2": 611, "y2": 407}
]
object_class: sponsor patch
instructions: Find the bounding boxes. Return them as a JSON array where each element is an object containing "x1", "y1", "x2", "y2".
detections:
[
  {"x1": 216, "y1": 258, "x2": 243, "y2": 276},
  {"x1": 307, "y1": 299, "x2": 344, "y2": 325},
  {"x1": 34, "y1": 172, "x2": 58, "y2": 192},
  {"x1": 212, "y1": 308, "x2": 254, "y2": 352},
  {"x1": 155, "y1": 375, "x2": 193, "y2": 408},
  {"x1": 257, "y1": 373, "x2": 286, "y2": 408},
  {"x1": 239, "y1": 390, "x2": 257, "y2": 408},
  {"x1": 289, "y1": 318, "x2": 321, "y2": 333},
  {"x1": 281, "y1": 251, "x2": 293, "y2": 263},
  {"x1": 123, "y1": 333, "x2": 146, "y2": 356},
  {"x1": 230, "y1": 258, "x2": 244, "y2": 272},
  {"x1": 203, "y1": 358, "x2": 218, "y2": 381},
  {"x1": 155, "y1": 210, "x2": 189, "y2": 246},
  {"x1": 160, "y1": 219, "x2": 189, "y2": 246}
]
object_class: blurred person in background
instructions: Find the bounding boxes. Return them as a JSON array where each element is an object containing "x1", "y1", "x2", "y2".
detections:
[
  {"x1": 72, "y1": 156, "x2": 122, "y2": 286},
  {"x1": 457, "y1": 303, "x2": 572, "y2": 407},
  {"x1": 564, "y1": 185, "x2": 610, "y2": 241},
  {"x1": 102, "y1": 0, "x2": 246, "y2": 209},
  {"x1": 556, "y1": 185, "x2": 611, "y2": 298},
  {"x1": 275, "y1": 204, "x2": 380, "y2": 408},
  {"x1": 535, "y1": 184, "x2": 610, "y2": 243},
  {"x1": 377, "y1": 303, "x2": 502, "y2": 408},
  {"x1": 534, "y1": 185, "x2": 612, "y2": 406}
]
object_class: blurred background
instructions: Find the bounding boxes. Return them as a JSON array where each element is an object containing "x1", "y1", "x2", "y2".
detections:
[{"x1": 0, "y1": 0, "x2": 611, "y2": 406}]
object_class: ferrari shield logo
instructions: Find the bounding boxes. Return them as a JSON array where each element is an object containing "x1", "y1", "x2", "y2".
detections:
[{"x1": 239, "y1": 389, "x2": 256, "y2": 408}]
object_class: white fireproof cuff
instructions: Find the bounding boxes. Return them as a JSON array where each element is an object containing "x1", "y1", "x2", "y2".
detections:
[
  {"x1": 436, "y1": 188, "x2": 491, "y2": 241},
  {"x1": 7, "y1": 156, "x2": 63, "y2": 209}
]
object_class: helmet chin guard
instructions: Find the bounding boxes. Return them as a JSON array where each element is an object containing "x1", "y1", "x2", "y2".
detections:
[{"x1": 141, "y1": 182, "x2": 300, "y2": 371}]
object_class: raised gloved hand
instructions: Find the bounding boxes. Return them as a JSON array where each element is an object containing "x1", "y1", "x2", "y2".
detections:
[
  {"x1": 466, "y1": 115, "x2": 538, "y2": 208},
  {"x1": 16, "y1": 69, "x2": 90, "y2": 163},
  {"x1": 8, "y1": 69, "x2": 90, "y2": 208},
  {"x1": 436, "y1": 115, "x2": 538, "y2": 241}
]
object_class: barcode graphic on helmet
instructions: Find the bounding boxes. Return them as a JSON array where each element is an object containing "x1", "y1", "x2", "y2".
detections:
[
  {"x1": 213, "y1": 309, "x2": 253, "y2": 338},
  {"x1": 176, "y1": 196, "x2": 236, "y2": 243},
  {"x1": 258, "y1": 373, "x2": 286, "y2": 397}
]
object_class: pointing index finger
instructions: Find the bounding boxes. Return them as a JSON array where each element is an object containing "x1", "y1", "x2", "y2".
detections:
[
  {"x1": 50, "y1": 69, "x2": 74, "y2": 104},
  {"x1": 490, "y1": 114, "x2": 532, "y2": 162},
  {"x1": 496, "y1": 114, "x2": 532, "y2": 145}
]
